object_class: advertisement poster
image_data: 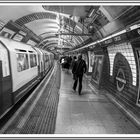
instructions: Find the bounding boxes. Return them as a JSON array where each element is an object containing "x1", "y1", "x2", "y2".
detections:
[
  {"x1": 91, "y1": 55, "x2": 104, "y2": 84},
  {"x1": 0, "y1": 27, "x2": 15, "y2": 38},
  {"x1": 88, "y1": 51, "x2": 95, "y2": 73},
  {"x1": 13, "y1": 33, "x2": 24, "y2": 42},
  {"x1": 82, "y1": 53, "x2": 88, "y2": 72}
]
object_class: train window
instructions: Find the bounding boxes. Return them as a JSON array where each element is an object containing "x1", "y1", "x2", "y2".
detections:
[
  {"x1": 15, "y1": 49, "x2": 26, "y2": 52},
  {"x1": 30, "y1": 54, "x2": 37, "y2": 68},
  {"x1": 0, "y1": 43, "x2": 10, "y2": 77},
  {"x1": 16, "y1": 53, "x2": 29, "y2": 72},
  {"x1": 44, "y1": 54, "x2": 48, "y2": 62},
  {"x1": 28, "y1": 51, "x2": 34, "y2": 53}
]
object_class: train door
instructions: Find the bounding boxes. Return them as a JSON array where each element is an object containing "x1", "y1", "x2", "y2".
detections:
[
  {"x1": 0, "y1": 61, "x2": 3, "y2": 115},
  {"x1": 136, "y1": 48, "x2": 140, "y2": 106},
  {"x1": 0, "y1": 43, "x2": 12, "y2": 116},
  {"x1": 37, "y1": 53, "x2": 40, "y2": 75}
]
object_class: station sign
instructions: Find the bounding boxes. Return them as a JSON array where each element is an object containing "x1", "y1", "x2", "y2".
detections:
[
  {"x1": 89, "y1": 45, "x2": 94, "y2": 50},
  {"x1": 101, "y1": 38, "x2": 114, "y2": 47},
  {"x1": 116, "y1": 68, "x2": 126, "y2": 92},
  {"x1": 113, "y1": 33, "x2": 128, "y2": 44}
]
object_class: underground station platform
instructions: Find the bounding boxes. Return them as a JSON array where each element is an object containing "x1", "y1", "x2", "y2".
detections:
[{"x1": 0, "y1": 62, "x2": 140, "y2": 135}]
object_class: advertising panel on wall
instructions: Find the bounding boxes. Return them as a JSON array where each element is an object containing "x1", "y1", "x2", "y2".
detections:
[
  {"x1": 0, "y1": 27, "x2": 15, "y2": 38},
  {"x1": 82, "y1": 53, "x2": 89, "y2": 72},
  {"x1": 91, "y1": 55, "x2": 104, "y2": 86},
  {"x1": 13, "y1": 33, "x2": 24, "y2": 42},
  {"x1": 88, "y1": 51, "x2": 95, "y2": 73},
  {"x1": 83, "y1": 53, "x2": 88, "y2": 65},
  {"x1": 27, "y1": 39, "x2": 37, "y2": 46}
]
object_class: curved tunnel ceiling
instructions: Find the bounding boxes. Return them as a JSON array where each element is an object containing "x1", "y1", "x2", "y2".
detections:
[
  {"x1": 0, "y1": 5, "x2": 139, "y2": 54},
  {"x1": 0, "y1": 5, "x2": 91, "y2": 54},
  {"x1": 14, "y1": 9, "x2": 89, "y2": 51}
]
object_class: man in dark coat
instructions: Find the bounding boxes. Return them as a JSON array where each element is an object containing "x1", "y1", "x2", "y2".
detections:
[
  {"x1": 72, "y1": 54, "x2": 87, "y2": 95},
  {"x1": 71, "y1": 56, "x2": 77, "y2": 72}
]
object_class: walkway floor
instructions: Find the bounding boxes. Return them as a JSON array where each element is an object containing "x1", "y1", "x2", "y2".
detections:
[{"x1": 55, "y1": 69, "x2": 140, "y2": 134}]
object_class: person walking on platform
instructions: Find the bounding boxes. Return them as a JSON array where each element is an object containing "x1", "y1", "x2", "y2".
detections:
[
  {"x1": 71, "y1": 56, "x2": 77, "y2": 77},
  {"x1": 72, "y1": 54, "x2": 87, "y2": 95},
  {"x1": 65, "y1": 56, "x2": 70, "y2": 73},
  {"x1": 71, "y1": 56, "x2": 77, "y2": 70}
]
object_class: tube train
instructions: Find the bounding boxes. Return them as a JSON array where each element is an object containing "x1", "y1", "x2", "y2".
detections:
[{"x1": 0, "y1": 37, "x2": 54, "y2": 118}]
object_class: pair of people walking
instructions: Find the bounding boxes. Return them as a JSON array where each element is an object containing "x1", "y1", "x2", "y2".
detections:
[{"x1": 72, "y1": 54, "x2": 87, "y2": 95}]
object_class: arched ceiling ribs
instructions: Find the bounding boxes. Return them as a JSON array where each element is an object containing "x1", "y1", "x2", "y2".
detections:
[
  {"x1": 46, "y1": 41, "x2": 72, "y2": 49},
  {"x1": 39, "y1": 26, "x2": 84, "y2": 44},
  {"x1": 63, "y1": 42, "x2": 74, "y2": 47},
  {"x1": 76, "y1": 22, "x2": 89, "y2": 34},
  {"x1": 14, "y1": 10, "x2": 90, "y2": 53},
  {"x1": 15, "y1": 12, "x2": 77, "y2": 31},
  {"x1": 39, "y1": 35, "x2": 80, "y2": 48},
  {"x1": 38, "y1": 31, "x2": 83, "y2": 49},
  {"x1": 43, "y1": 42, "x2": 73, "y2": 50},
  {"x1": 42, "y1": 38, "x2": 75, "y2": 48},
  {"x1": 62, "y1": 26, "x2": 86, "y2": 42},
  {"x1": 64, "y1": 24, "x2": 81, "y2": 33},
  {"x1": 43, "y1": 38, "x2": 78, "y2": 47},
  {"x1": 15, "y1": 12, "x2": 57, "y2": 26},
  {"x1": 47, "y1": 44, "x2": 58, "y2": 49},
  {"x1": 41, "y1": 42, "x2": 57, "y2": 49},
  {"x1": 42, "y1": 42, "x2": 58, "y2": 50},
  {"x1": 41, "y1": 22, "x2": 59, "y2": 28},
  {"x1": 39, "y1": 32, "x2": 57, "y2": 37},
  {"x1": 42, "y1": 25, "x2": 59, "y2": 29},
  {"x1": 38, "y1": 24, "x2": 77, "y2": 36},
  {"x1": 40, "y1": 35, "x2": 78, "y2": 46},
  {"x1": 63, "y1": 16, "x2": 76, "y2": 29},
  {"x1": 62, "y1": 19, "x2": 89, "y2": 39},
  {"x1": 39, "y1": 33, "x2": 81, "y2": 46},
  {"x1": 70, "y1": 36, "x2": 81, "y2": 45},
  {"x1": 14, "y1": 12, "x2": 86, "y2": 46},
  {"x1": 39, "y1": 30, "x2": 58, "y2": 37}
]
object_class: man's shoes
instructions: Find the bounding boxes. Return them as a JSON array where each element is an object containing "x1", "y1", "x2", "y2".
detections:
[
  {"x1": 73, "y1": 88, "x2": 76, "y2": 92},
  {"x1": 79, "y1": 92, "x2": 81, "y2": 95}
]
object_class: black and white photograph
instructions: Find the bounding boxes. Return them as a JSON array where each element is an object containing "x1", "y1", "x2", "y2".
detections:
[{"x1": 0, "y1": 1, "x2": 140, "y2": 139}]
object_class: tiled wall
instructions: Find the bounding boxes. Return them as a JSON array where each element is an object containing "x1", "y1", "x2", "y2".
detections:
[
  {"x1": 107, "y1": 42, "x2": 137, "y2": 86},
  {"x1": 90, "y1": 42, "x2": 139, "y2": 108},
  {"x1": 104, "y1": 42, "x2": 139, "y2": 107}
]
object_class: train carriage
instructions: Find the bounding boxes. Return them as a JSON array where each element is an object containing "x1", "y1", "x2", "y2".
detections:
[
  {"x1": 0, "y1": 36, "x2": 54, "y2": 118},
  {"x1": 34, "y1": 47, "x2": 44, "y2": 78}
]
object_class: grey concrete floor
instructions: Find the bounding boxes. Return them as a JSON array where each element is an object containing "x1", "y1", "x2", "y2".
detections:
[{"x1": 55, "y1": 69, "x2": 140, "y2": 134}]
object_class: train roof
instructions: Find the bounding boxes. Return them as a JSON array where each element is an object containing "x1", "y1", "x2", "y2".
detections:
[{"x1": 0, "y1": 36, "x2": 36, "y2": 52}]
